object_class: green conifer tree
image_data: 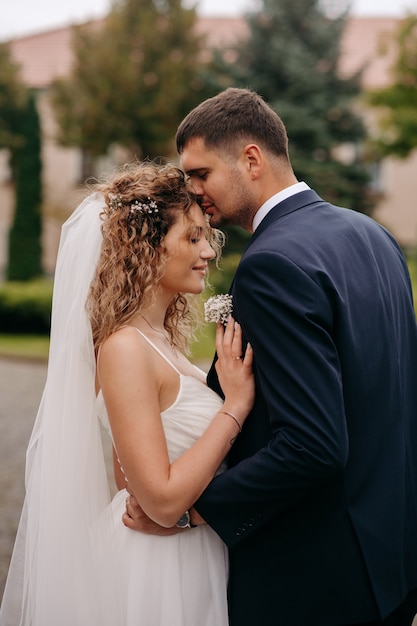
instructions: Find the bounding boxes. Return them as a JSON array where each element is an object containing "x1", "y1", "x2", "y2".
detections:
[
  {"x1": 7, "y1": 93, "x2": 43, "y2": 280},
  {"x1": 224, "y1": 0, "x2": 373, "y2": 214}
]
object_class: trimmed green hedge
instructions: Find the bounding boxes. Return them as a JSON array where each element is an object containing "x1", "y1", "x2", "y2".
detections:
[{"x1": 0, "y1": 280, "x2": 53, "y2": 334}]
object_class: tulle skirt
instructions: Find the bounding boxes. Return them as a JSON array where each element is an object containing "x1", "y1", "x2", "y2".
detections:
[{"x1": 97, "y1": 489, "x2": 229, "y2": 626}]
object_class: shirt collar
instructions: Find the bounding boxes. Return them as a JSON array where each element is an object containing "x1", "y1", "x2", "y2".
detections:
[{"x1": 252, "y1": 181, "x2": 310, "y2": 232}]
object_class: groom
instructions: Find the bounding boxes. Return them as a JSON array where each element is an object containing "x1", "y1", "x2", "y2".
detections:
[{"x1": 126, "y1": 88, "x2": 417, "y2": 625}]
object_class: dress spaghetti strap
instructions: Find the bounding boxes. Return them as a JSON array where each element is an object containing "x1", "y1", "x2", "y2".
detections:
[{"x1": 133, "y1": 328, "x2": 182, "y2": 376}]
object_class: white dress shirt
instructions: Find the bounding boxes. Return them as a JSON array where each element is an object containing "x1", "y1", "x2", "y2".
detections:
[{"x1": 252, "y1": 181, "x2": 310, "y2": 232}]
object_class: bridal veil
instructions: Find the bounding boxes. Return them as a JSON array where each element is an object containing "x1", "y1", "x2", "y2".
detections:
[{"x1": 0, "y1": 192, "x2": 121, "y2": 625}]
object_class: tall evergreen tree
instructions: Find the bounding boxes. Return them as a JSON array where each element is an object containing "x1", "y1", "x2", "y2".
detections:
[
  {"x1": 7, "y1": 93, "x2": 43, "y2": 280},
  {"x1": 223, "y1": 0, "x2": 373, "y2": 214},
  {"x1": 51, "y1": 0, "x2": 212, "y2": 163}
]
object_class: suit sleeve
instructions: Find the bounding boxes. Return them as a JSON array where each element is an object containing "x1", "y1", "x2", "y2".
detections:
[{"x1": 195, "y1": 250, "x2": 349, "y2": 548}]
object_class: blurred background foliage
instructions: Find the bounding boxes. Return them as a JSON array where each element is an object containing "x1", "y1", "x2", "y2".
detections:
[
  {"x1": 367, "y1": 14, "x2": 417, "y2": 159},
  {"x1": 1, "y1": 0, "x2": 417, "y2": 359},
  {"x1": 50, "y1": 0, "x2": 215, "y2": 163}
]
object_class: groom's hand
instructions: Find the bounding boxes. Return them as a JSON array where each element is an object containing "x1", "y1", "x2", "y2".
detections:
[{"x1": 123, "y1": 494, "x2": 181, "y2": 535}]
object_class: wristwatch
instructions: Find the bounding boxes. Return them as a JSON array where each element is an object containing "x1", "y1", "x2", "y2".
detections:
[{"x1": 175, "y1": 510, "x2": 196, "y2": 529}]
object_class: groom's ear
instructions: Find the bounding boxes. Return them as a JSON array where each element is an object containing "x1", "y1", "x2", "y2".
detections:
[{"x1": 241, "y1": 144, "x2": 263, "y2": 180}]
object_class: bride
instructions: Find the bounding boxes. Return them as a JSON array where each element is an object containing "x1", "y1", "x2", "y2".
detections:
[{"x1": 0, "y1": 161, "x2": 254, "y2": 626}]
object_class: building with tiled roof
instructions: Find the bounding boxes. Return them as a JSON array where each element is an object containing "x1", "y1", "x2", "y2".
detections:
[
  {"x1": 9, "y1": 26, "x2": 75, "y2": 89},
  {"x1": 0, "y1": 15, "x2": 416, "y2": 277},
  {"x1": 8, "y1": 16, "x2": 398, "y2": 91}
]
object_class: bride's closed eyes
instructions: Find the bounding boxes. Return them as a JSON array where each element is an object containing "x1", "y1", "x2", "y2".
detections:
[{"x1": 189, "y1": 226, "x2": 203, "y2": 244}]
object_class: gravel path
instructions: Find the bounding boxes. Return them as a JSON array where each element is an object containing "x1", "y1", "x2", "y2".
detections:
[
  {"x1": 0, "y1": 356, "x2": 120, "y2": 603},
  {"x1": 0, "y1": 358, "x2": 47, "y2": 601}
]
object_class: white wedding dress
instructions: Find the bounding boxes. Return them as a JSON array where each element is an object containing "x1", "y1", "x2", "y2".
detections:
[
  {"x1": 95, "y1": 330, "x2": 229, "y2": 626},
  {"x1": 0, "y1": 194, "x2": 228, "y2": 626}
]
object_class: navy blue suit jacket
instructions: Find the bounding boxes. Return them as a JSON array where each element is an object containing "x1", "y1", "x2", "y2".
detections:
[{"x1": 196, "y1": 190, "x2": 417, "y2": 625}]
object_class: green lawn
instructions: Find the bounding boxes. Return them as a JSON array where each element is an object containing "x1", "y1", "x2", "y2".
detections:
[
  {"x1": 0, "y1": 326, "x2": 216, "y2": 363},
  {"x1": 0, "y1": 334, "x2": 50, "y2": 361},
  {"x1": 0, "y1": 324, "x2": 217, "y2": 363}
]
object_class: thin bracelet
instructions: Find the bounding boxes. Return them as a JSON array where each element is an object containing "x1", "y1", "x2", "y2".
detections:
[{"x1": 220, "y1": 410, "x2": 243, "y2": 433}]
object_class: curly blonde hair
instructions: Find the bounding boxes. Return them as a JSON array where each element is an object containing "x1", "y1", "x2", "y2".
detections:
[{"x1": 86, "y1": 161, "x2": 224, "y2": 352}]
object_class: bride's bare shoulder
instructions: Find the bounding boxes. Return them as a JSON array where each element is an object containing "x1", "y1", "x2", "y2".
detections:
[{"x1": 100, "y1": 326, "x2": 151, "y2": 364}]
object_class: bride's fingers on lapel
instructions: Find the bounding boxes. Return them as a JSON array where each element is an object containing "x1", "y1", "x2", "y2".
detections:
[
  {"x1": 243, "y1": 342, "x2": 253, "y2": 366},
  {"x1": 231, "y1": 321, "x2": 242, "y2": 358},
  {"x1": 219, "y1": 317, "x2": 235, "y2": 356}
]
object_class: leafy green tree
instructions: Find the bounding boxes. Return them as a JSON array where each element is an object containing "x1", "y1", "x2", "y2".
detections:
[
  {"x1": 367, "y1": 14, "x2": 417, "y2": 158},
  {"x1": 7, "y1": 93, "x2": 43, "y2": 280},
  {"x1": 220, "y1": 0, "x2": 373, "y2": 214},
  {"x1": 51, "y1": 0, "x2": 212, "y2": 162}
]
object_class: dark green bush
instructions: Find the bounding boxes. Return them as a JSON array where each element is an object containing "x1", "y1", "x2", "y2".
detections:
[{"x1": 0, "y1": 280, "x2": 52, "y2": 334}]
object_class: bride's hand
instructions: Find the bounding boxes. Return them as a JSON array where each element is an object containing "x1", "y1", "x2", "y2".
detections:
[
  {"x1": 123, "y1": 494, "x2": 181, "y2": 536},
  {"x1": 215, "y1": 317, "x2": 255, "y2": 424}
]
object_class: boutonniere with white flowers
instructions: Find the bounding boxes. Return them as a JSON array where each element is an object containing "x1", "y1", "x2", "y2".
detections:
[{"x1": 204, "y1": 294, "x2": 233, "y2": 324}]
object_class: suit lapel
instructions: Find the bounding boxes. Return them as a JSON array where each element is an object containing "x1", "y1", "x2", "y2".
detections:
[
  {"x1": 248, "y1": 189, "x2": 323, "y2": 246},
  {"x1": 207, "y1": 190, "x2": 323, "y2": 394}
]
